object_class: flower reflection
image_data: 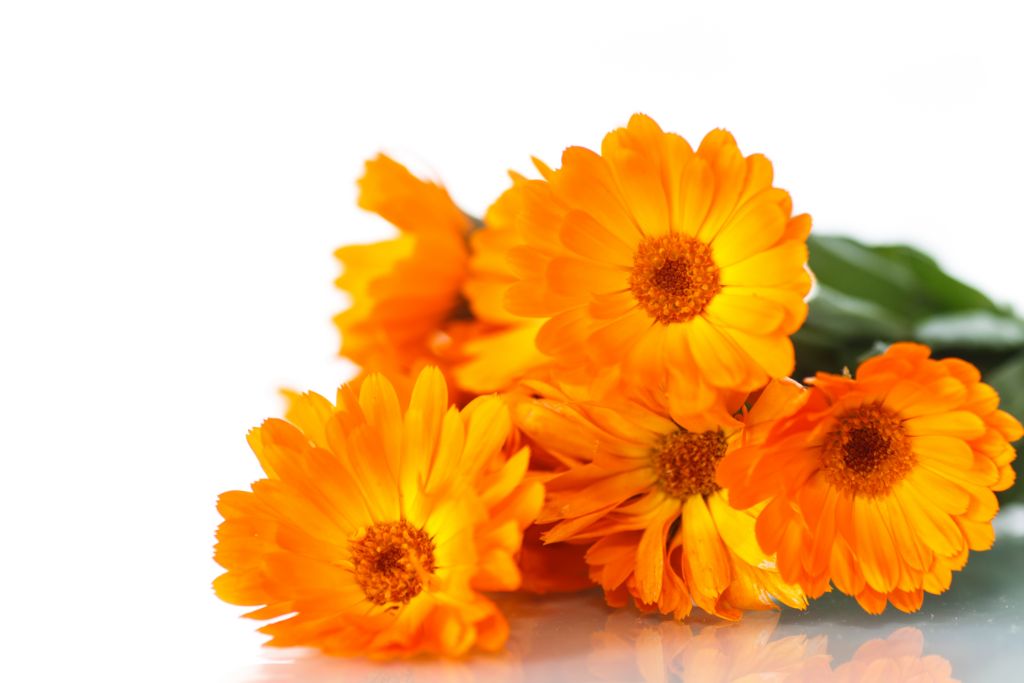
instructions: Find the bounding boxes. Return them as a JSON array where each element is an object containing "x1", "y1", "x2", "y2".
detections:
[
  {"x1": 238, "y1": 593, "x2": 957, "y2": 683},
  {"x1": 591, "y1": 611, "x2": 958, "y2": 683},
  {"x1": 234, "y1": 591, "x2": 602, "y2": 683},
  {"x1": 590, "y1": 611, "x2": 830, "y2": 682},
  {"x1": 244, "y1": 648, "x2": 525, "y2": 683},
  {"x1": 832, "y1": 628, "x2": 958, "y2": 683}
]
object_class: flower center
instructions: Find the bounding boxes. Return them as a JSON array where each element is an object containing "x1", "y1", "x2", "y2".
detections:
[
  {"x1": 350, "y1": 520, "x2": 436, "y2": 605},
  {"x1": 652, "y1": 429, "x2": 728, "y2": 498},
  {"x1": 821, "y1": 403, "x2": 915, "y2": 497},
  {"x1": 629, "y1": 233, "x2": 721, "y2": 324}
]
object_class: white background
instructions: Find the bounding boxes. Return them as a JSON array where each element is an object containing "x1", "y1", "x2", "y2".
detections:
[{"x1": 1, "y1": 1, "x2": 1022, "y2": 681}]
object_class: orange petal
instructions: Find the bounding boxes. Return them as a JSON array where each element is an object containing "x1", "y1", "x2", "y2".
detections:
[
  {"x1": 673, "y1": 155, "x2": 713, "y2": 236},
  {"x1": 904, "y1": 411, "x2": 986, "y2": 439},
  {"x1": 719, "y1": 240, "x2": 808, "y2": 288},
  {"x1": 552, "y1": 146, "x2": 638, "y2": 244},
  {"x1": 602, "y1": 116, "x2": 671, "y2": 237},
  {"x1": 710, "y1": 189, "x2": 789, "y2": 268},
  {"x1": 703, "y1": 291, "x2": 786, "y2": 335},
  {"x1": 681, "y1": 494, "x2": 731, "y2": 607},
  {"x1": 634, "y1": 501, "x2": 680, "y2": 603},
  {"x1": 560, "y1": 209, "x2": 636, "y2": 265}
]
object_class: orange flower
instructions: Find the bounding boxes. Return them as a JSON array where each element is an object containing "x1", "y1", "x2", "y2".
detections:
[
  {"x1": 335, "y1": 155, "x2": 473, "y2": 382},
  {"x1": 213, "y1": 368, "x2": 543, "y2": 658},
  {"x1": 719, "y1": 342, "x2": 1021, "y2": 614},
  {"x1": 503, "y1": 114, "x2": 811, "y2": 424},
  {"x1": 336, "y1": 156, "x2": 549, "y2": 399},
  {"x1": 516, "y1": 377, "x2": 807, "y2": 619}
]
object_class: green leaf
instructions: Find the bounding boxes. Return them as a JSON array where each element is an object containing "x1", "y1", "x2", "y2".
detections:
[
  {"x1": 804, "y1": 283, "x2": 910, "y2": 340},
  {"x1": 798, "y1": 235, "x2": 1023, "y2": 371},
  {"x1": 872, "y1": 244, "x2": 1003, "y2": 315},
  {"x1": 807, "y1": 235, "x2": 1003, "y2": 321},
  {"x1": 915, "y1": 310, "x2": 1024, "y2": 351},
  {"x1": 807, "y1": 235, "x2": 923, "y2": 318}
]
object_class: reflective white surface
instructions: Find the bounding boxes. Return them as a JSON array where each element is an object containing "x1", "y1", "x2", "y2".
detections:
[{"x1": 228, "y1": 518, "x2": 1024, "y2": 683}]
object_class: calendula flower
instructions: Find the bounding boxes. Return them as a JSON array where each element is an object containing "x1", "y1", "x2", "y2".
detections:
[
  {"x1": 213, "y1": 368, "x2": 543, "y2": 658},
  {"x1": 516, "y1": 378, "x2": 807, "y2": 619},
  {"x1": 503, "y1": 114, "x2": 811, "y2": 423},
  {"x1": 335, "y1": 155, "x2": 473, "y2": 381},
  {"x1": 718, "y1": 343, "x2": 1021, "y2": 614}
]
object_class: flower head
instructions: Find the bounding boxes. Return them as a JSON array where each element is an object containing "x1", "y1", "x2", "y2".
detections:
[
  {"x1": 213, "y1": 368, "x2": 543, "y2": 657},
  {"x1": 718, "y1": 343, "x2": 1022, "y2": 613},
  {"x1": 335, "y1": 155, "x2": 473, "y2": 383},
  {"x1": 515, "y1": 377, "x2": 808, "y2": 619},
  {"x1": 503, "y1": 114, "x2": 811, "y2": 423}
]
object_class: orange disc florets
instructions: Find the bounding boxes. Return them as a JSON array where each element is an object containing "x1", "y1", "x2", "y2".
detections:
[
  {"x1": 821, "y1": 402, "x2": 915, "y2": 497},
  {"x1": 653, "y1": 428, "x2": 729, "y2": 498},
  {"x1": 350, "y1": 520, "x2": 437, "y2": 605},
  {"x1": 629, "y1": 233, "x2": 721, "y2": 324}
]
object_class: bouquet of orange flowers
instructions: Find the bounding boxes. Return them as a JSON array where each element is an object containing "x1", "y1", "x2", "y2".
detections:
[{"x1": 212, "y1": 115, "x2": 1023, "y2": 658}]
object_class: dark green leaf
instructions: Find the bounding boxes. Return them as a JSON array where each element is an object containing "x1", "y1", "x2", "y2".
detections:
[
  {"x1": 807, "y1": 235, "x2": 1003, "y2": 321},
  {"x1": 915, "y1": 310, "x2": 1024, "y2": 351},
  {"x1": 873, "y1": 244, "x2": 1004, "y2": 315},
  {"x1": 798, "y1": 235, "x2": 1023, "y2": 371},
  {"x1": 807, "y1": 235, "x2": 923, "y2": 317},
  {"x1": 803, "y1": 283, "x2": 910, "y2": 340}
]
